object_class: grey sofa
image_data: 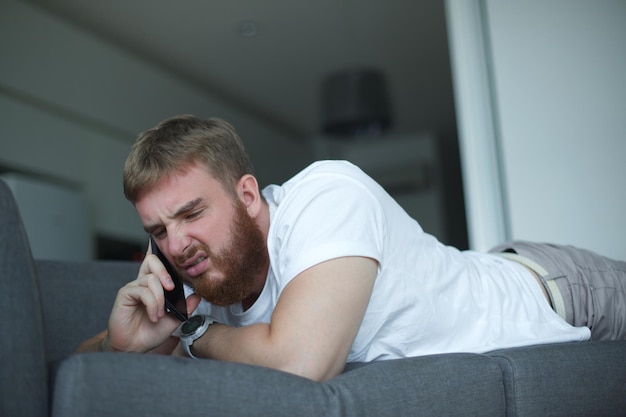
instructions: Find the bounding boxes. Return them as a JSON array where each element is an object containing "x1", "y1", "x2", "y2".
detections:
[{"x1": 2, "y1": 178, "x2": 625, "y2": 417}]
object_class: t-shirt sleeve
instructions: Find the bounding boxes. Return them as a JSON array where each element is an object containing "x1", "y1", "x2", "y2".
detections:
[{"x1": 268, "y1": 172, "x2": 386, "y2": 288}]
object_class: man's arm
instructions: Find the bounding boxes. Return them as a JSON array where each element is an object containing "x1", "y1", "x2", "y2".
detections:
[
  {"x1": 76, "y1": 330, "x2": 109, "y2": 352},
  {"x1": 77, "y1": 330, "x2": 179, "y2": 355},
  {"x1": 191, "y1": 256, "x2": 377, "y2": 381}
]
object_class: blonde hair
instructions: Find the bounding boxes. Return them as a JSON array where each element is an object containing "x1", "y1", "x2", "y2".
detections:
[{"x1": 123, "y1": 115, "x2": 255, "y2": 202}]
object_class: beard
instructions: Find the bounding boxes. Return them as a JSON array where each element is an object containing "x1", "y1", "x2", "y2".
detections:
[{"x1": 179, "y1": 200, "x2": 268, "y2": 306}]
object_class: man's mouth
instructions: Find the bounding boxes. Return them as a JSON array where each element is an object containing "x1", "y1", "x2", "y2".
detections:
[
  {"x1": 184, "y1": 256, "x2": 209, "y2": 278},
  {"x1": 191, "y1": 256, "x2": 206, "y2": 266}
]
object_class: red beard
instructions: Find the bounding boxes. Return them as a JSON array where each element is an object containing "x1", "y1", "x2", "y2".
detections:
[{"x1": 177, "y1": 200, "x2": 268, "y2": 306}]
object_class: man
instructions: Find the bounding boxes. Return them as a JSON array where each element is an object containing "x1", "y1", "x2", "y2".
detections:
[{"x1": 78, "y1": 115, "x2": 626, "y2": 382}]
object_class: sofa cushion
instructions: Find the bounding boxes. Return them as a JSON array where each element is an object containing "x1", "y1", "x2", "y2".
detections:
[
  {"x1": 331, "y1": 353, "x2": 506, "y2": 417},
  {"x1": 489, "y1": 341, "x2": 626, "y2": 417}
]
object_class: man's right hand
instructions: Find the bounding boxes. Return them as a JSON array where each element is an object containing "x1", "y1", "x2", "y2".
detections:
[
  {"x1": 77, "y1": 251, "x2": 200, "y2": 354},
  {"x1": 103, "y1": 252, "x2": 182, "y2": 352}
]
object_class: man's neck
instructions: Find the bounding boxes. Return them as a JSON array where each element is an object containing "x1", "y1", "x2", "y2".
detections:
[
  {"x1": 240, "y1": 198, "x2": 271, "y2": 312},
  {"x1": 241, "y1": 269, "x2": 268, "y2": 311}
]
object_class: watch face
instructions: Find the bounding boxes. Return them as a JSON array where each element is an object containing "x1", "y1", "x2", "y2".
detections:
[{"x1": 182, "y1": 315, "x2": 204, "y2": 335}]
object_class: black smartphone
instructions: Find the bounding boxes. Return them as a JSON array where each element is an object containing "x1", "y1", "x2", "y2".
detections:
[{"x1": 150, "y1": 237, "x2": 188, "y2": 322}]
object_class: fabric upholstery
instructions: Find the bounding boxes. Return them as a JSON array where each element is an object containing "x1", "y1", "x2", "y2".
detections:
[
  {"x1": 36, "y1": 260, "x2": 139, "y2": 364},
  {"x1": 329, "y1": 353, "x2": 506, "y2": 417},
  {"x1": 490, "y1": 341, "x2": 626, "y2": 417},
  {"x1": 53, "y1": 353, "x2": 338, "y2": 417},
  {"x1": 0, "y1": 180, "x2": 48, "y2": 417},
  {"x1": 53, "y1": 352, "x2": 506, "y2": 417}
]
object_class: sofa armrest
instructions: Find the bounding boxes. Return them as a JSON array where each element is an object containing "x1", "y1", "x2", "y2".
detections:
[{"x1": 0, "y1": 180, "x2": 48, "y2": 417}]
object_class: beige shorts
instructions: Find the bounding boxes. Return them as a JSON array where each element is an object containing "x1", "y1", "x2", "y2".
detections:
[{"x1": 489, "y1": 241, "x2": 626, "y2": 341}]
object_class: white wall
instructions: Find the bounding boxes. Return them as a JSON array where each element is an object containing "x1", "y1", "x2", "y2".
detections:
[
  {"x1": 0, "y1": 0, "x2": 311, "y2": 254},
  {"x1": 1, "y1": 173, "x2": 93, "y2": 261},
  {"x1": 485, "y1": 0, "x2": 626, "y2": 260}
]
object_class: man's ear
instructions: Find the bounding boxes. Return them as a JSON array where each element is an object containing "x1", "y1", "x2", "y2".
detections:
[{"x1": 236, "y1": 174, "x2": 262, "y2": 216}]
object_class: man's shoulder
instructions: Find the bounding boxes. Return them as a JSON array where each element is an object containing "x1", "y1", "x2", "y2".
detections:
[
  {"x1": 292, "y1": 160, "x2": 366, "y2": 181},
  {"x1": 267, "y1": 161, "x2": 376, "y2": 203}
]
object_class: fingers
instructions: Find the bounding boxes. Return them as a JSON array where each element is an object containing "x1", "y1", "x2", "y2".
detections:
[
  {"x1": 140, "y1": 253, "x2": 175, "y2": 291},
  {"x1": 118, "y1": 250, "x2": 180, "y2": 323},
  {"x1": 120, "y1": 276, "x2": 165, "y2": 322}
]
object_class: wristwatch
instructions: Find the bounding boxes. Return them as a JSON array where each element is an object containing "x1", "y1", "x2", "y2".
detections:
[{"x1": 179, "y1": 315, "x2": 214, "y2": 358}]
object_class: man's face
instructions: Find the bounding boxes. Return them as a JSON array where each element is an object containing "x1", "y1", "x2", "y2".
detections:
[
  {"x1": 185, "y1": 198, "x2": 267, "y2": 305},
  {"x1": 135, "y1": 163, "x2": 268, "y2": 306}
]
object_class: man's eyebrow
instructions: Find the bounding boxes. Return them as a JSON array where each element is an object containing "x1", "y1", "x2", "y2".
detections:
[
  {"x1": 144, "y1": 224, "x2": 159, "y2": 235},
  {"x1": 143, "y1": 198, "x2": 204, "y2": 234},
  {"x1": 172, "y1": 197, "x2": 203, "y2": 218}
]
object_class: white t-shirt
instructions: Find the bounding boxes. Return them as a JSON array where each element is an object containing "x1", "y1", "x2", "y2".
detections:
[{"x1": 191, "y1": 160, "x2": 590, "y2": 362}]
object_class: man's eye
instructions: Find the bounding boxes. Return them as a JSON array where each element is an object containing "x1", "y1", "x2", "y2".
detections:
[
  {"x1": 153, "y1": 229, "x2": 166, "y2": 239},
  {"x1": 186, "y1": 210, "x2": 202, "y2": 220}
]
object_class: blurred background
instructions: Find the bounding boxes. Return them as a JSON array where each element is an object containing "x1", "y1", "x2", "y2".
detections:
[{"x1": 1, "y1": 0, "x2": 624, "y2": 261}]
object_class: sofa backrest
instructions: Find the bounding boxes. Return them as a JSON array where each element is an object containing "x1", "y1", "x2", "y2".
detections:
[
  {"x1": 0, "y1": 179, "x2": 49, "y2": 417},
  {"x1": 37, "y1": 259, "x2": 139, "y2": 364}
]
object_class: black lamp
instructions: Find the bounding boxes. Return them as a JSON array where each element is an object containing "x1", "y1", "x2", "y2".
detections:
[{"x1": 321, "y1": 68, "x2": 392, "y2": 137}]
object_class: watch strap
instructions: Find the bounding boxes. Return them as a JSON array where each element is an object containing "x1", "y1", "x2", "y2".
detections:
[
  {"x1": 182, "y1": 338, "x2": 199, "y2": 359},
  {"x1": 180, "y1": 315, "x2": 214, "y2": 358}
]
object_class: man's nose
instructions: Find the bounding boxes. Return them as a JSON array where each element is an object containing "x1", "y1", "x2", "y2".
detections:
[{"x1": 167, "y1": 230, "x2": 191, "y2": 258}]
